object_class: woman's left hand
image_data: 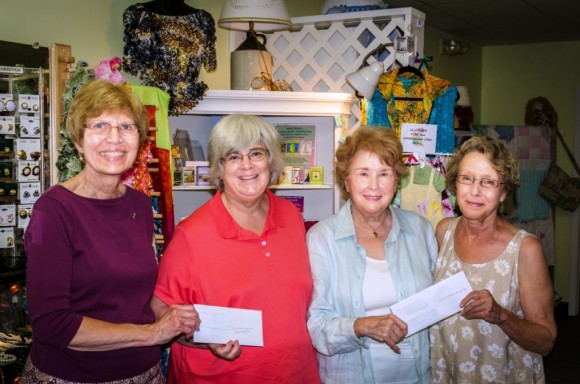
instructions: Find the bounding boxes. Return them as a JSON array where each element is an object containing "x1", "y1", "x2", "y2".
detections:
[
  {"x1": 460, "y1": 289, "x2": 504, "y2": 324},
  {"x1": 209, "y1": 340, "x2": 241, "y2": 361}
]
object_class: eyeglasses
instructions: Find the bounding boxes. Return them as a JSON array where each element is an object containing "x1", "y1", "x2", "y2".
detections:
[
  {"x1": 83, "y1": 122, "x2": 140, "y2": 136},
  {"x1": 222, "y1": 148, "x2": 269, "y2": 166},
  {"x1": 457, "y1": 174, "x2": 504, "y2": 188}
]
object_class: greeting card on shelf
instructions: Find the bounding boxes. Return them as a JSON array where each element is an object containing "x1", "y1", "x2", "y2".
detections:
[{"x1": 275, "y1": 125, "x2": 315, "y2": 167}]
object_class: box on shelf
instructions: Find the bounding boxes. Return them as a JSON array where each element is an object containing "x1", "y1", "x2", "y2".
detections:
[{"x1": 308, "y1": 166, "x2": 324, "y2": 185}]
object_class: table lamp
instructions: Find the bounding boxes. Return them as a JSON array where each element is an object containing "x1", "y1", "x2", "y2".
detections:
[
  {"x1": 218, "y1": 0, "x2": 292, "y2": 90},
  {"x1": 345, "y1": 61, "x2": 384, "y2": 100}
]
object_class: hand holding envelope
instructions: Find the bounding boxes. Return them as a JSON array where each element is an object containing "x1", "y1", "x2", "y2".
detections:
[
  {"x1": 193, "y1": 304, "x2": 264, "y2": 347},
  {"x1": 388, "y1": 271, "x2": 473, "y2": 337}
]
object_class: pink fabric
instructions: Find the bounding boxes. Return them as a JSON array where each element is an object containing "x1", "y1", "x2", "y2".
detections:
[{"x1": 515, "y1": 125, "x2": 551, "y2": 160}]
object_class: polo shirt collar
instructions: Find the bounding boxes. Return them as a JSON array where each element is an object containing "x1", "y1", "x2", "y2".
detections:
[{"x1": 211, "y1": 189, "x2": 286, "y2": 239}]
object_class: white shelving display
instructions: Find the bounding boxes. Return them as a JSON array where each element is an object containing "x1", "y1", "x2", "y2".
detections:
[{"x1": 170, "y1": 90, "x2": 357, "y2": 222}]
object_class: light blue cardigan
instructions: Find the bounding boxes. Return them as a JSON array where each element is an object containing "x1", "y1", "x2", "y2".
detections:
[{"x1": 307, "y1": 202, "x2": 438, "y2": 384}]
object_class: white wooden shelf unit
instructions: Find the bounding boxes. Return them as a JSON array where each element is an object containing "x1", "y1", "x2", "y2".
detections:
[{"x1": 170, "y1": 90, "x2": 357, "y2": 222}]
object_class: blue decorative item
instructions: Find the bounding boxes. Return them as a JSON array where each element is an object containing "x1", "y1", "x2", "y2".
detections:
[{"x1": 322, "y1": 0, "x2": 388, "y2": 14}]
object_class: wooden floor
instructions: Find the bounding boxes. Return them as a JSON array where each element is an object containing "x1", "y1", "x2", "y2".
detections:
[{"x1": 543, "y1": 303, "x2": 580, "y2": 383}]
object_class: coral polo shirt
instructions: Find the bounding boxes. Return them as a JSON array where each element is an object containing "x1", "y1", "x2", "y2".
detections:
[{"x1": 154, "y1": 190, "x2": 320, "y2": 383}]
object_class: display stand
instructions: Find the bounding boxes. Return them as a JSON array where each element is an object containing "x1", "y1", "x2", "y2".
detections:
[{"x1": 0, "y1": 66, "x2": 49, "y2": 280}]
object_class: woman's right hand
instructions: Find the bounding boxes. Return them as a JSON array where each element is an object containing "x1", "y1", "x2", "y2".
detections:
[
  {"x1": 152, "y1": 304, "x2": 201, "y2": 345},
  {"x1": 354, "y1": 314, "x2": 408, "y2": 354}
]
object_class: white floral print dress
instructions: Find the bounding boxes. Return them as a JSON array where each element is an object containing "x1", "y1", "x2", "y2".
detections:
[{"x1": 430, "y1": 218, "x2": 545, "y2": 384}]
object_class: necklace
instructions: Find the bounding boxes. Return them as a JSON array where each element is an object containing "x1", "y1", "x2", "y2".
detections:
[
  {"x1": 370, "y1": 221, "x2": 381, "y2": 238},
  {"x1": 353, "y1": 208, "x2": 389, "y2": 239}
]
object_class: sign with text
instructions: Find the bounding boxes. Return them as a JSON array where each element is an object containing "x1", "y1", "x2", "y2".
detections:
[
  {"x1": 401, "y1": 123, "x2": 437, "y2": 154},
  {"x1": 275, "y1": 125, "x2": 315, "y2": 166}
]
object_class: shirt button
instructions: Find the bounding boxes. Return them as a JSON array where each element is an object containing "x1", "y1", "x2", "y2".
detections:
[
  {"x1": 261, "y1": 240, "x2": 267, "y2": 246},
  {"x1": 265, "y1": 252, "x2": 271, "y2": 257}
]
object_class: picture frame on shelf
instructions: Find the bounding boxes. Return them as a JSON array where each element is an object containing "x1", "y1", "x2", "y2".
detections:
[
  {"x1": 181, "y1": 166, "x2": 196, "y2": 186},
  {"x1": 185, "y1": 161, "x2": 210, "y2": 186},
  {"x1": 196, "y1": 164, "x2": 210, "y2": 186}
]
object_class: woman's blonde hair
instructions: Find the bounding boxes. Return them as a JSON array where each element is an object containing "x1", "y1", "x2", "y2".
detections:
[{"x1": 66, "y1": 80, "x2": 149, "y2": 146}]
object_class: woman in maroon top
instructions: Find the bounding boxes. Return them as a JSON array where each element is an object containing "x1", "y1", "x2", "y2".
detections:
[{"x1": 22, "y1": 80, "x2": 200, "y2": 383}]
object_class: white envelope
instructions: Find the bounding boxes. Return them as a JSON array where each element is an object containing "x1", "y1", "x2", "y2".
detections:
[
  {"x1": 193, "y1": 304, "x2": 264, "y2": 347},
  {"x1": 389, "y1": 271, "x2": 472, "y2": 337}
]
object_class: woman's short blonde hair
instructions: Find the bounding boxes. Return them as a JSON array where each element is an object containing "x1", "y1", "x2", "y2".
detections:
[
  {"x1": 66, "y1": 80, "x2": 150, "y2": 147},
  {"x1": 207, "y1": 114, "x2": 284, "y2": 190},
  {"x1": 445, "y1": 136, "x2": 521, "y2": 195},
  {"x1": 335, "y1": 127, "x2": 407, "y2": 200}
]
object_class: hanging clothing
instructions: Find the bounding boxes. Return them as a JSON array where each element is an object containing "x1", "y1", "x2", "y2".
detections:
[
  {"x1": 129, "y1": 84, "x2": 175, "y2": 250},
  {"x1": 399, "y1": 165, "x2": 445, "y2": 228},
  {"x1": 365, "y1": 69, "x2": 456, "y2": 154},
  {"x1": 123, "y1": 3, "x2": 217, "y2": 115}
]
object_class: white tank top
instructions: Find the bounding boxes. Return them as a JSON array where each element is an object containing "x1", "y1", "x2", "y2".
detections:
[{"x1": 362, "y1": 257, "x2": 397, "y2": 316}]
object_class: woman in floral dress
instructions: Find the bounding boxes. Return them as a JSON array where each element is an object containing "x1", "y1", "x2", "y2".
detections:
[{"x1": 430, "y1": 136, "x2": 556, "y2": 383}]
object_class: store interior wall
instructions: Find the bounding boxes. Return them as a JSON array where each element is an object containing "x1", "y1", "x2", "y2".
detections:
[{"x1": 0, "y1": 0, "x2": 578, "y2": 302}]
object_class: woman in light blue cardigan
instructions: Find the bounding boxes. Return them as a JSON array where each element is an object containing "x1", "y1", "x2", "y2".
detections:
[{"x1": 307, "y1": 127, "x2": 437, "y2": 384}]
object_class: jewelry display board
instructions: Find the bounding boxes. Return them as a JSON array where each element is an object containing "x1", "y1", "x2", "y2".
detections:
[{"x1": 0, "y1": 66, "x2": 48, "y2": 279}]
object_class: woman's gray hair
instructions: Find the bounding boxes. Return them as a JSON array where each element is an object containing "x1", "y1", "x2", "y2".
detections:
[{"x1": 207, "y1": 114, "x2": 285, "y2": 189}]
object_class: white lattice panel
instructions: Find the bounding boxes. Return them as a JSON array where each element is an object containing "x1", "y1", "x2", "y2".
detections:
[{"x1": 231, "y1": 8, "x2": 425, "y2": 129}]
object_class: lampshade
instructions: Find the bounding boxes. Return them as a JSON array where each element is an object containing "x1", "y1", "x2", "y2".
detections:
[
  {"x1": 219, "y1": 0, "x2": 292, "y2": 32},
  {"x1": 345, "y1": 61, "x2": 384, "y2": 100},
  {"x1": 455, "y1": 86, "x2": 471, "y2": 107}
]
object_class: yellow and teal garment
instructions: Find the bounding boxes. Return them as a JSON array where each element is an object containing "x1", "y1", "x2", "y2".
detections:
[{"x1": 364, "y1": 68, "x2": 456, "y2": 154}]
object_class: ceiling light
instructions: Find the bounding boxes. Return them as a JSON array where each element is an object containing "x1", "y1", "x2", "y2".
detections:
[{"x1": 440, "y1": 38, "x2": 470, "y2": 56}]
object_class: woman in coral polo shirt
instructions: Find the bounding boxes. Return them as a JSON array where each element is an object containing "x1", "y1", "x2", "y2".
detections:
[{"x1": 152, "y1": 114, "x2": 320, "y2": 383}]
